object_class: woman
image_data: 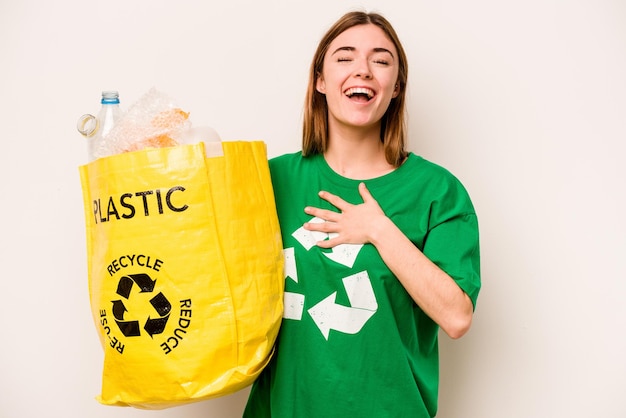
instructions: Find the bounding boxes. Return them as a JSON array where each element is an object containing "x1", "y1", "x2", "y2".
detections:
[{"x1": 244, "y1": 10, "x2": 480, "y2": 417}]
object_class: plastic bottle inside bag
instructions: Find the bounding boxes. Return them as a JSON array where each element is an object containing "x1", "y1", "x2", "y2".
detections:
[{"x1": 77, "y1": 91, "x2": 124, "y2": 161}]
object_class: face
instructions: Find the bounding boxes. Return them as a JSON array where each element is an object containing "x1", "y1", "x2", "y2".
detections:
[{"x1": 316, "y1": 24, "x2": 400, "y2": 134}]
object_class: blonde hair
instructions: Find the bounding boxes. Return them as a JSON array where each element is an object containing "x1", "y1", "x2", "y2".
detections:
[{"x1": 302, "y1": 11, "x2": 409, "y2": 167}]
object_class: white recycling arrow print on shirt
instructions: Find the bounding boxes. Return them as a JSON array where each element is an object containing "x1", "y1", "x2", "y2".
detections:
[
  {"x1": 284, "y1": 217, "x2": 379, "y2": 339},
  {"x1": 283, "y1": 247, "x2": 305, "y2": 320},
  {"x1": 292, "y1": 216, "x2": 363, "y2": 268},
  {"x1": 308, "y1": 270, "x2": 378, "y2": 340}
]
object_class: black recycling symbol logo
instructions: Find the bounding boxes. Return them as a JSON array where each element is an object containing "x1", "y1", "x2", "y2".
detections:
[{"x1": 112, "y1": 273, "x2": 171, "y2": 338}]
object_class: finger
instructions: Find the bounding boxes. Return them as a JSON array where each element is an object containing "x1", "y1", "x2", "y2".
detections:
[
  {"x1": 358, "y1": 182, "x2": 374, "y2": 202},
  {"x1": 315, "y1": 239, "x2": 333, "y2": 249},
  {"x1": 315, "y1": 236, "x2": 343, "y2": 249},
  {"x1": 318, "y1": 190, "x2": 350, "y2": 211},
  {"x1": 303, "y1": 220, "x2": 338, "y2": 233},
  {"x1": 304, "y1": 206, "x2": 341, "y2": 222}
]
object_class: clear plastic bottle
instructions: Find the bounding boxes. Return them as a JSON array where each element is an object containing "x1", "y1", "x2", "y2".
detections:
[{"x1": 77, "y1": 91, "x2": 123, "y2": 161}]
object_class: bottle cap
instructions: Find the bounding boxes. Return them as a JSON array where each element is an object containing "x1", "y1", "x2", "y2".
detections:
[
  {"x1": 77, "y1": 114, "x2": 98, "y2": 137},
  {"x1": 101, "y1": 90, "x2": 120, "y2": 104}
]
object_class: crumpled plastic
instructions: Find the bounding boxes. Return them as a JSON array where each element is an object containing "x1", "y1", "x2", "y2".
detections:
[{"x1": 92, "y1": 88, "x2": 192, "y2": 159}]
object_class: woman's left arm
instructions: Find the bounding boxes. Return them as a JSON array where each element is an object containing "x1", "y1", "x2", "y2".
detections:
[{"x1": 303, "y1": 182, "x2": 474, "y2": 339}]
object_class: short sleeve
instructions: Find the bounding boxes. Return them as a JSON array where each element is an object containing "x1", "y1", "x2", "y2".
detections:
[
  {"x1": 420, "y1": 169, "x2": 481, "y2": 308},
  {"x1": 423, "y1": 211, "x2": 481, "y2": 308}
]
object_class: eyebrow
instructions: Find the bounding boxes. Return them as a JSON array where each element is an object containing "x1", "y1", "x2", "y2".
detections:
[{"x1": 331, "y1": 46, "x2": 395, "y2": 59}]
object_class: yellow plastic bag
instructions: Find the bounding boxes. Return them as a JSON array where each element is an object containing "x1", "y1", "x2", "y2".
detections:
[{"x1": 79, "y1": 141, "x2": 284, "y2": 409}]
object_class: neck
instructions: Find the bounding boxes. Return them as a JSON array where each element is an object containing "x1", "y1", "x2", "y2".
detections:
[{"x1": 324, "y1": 127, "x2": 394, "y2": 180}]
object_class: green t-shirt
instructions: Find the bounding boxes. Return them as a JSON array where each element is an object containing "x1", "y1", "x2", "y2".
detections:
[{"x1": 244, "y1": 152, "x2": 480, "y2": 418}]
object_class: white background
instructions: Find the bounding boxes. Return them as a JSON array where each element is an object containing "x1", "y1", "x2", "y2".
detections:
[{"x1": 1, "y1": 0, "x2": 625, "y2": 417}]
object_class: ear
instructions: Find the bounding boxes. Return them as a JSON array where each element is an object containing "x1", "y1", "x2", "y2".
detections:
[
  {"x1": 316, "y1": 74, "x2": 326, "y2": 94},
  {"x1": 392, "y1": 82, "x2": 400, "y2": 98}
]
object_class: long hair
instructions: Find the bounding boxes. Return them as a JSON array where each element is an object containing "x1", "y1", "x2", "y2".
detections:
[{"x1": 302, "y1": 11, "x2": 409, "y2": 167}]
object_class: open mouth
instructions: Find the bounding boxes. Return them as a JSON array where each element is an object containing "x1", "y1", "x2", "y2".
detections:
[{"x1": 345, "y1": 87, "x2": 375, "y2": 102}]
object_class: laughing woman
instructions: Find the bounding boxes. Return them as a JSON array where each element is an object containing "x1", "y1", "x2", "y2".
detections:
[{"x1": 244, "y1": 10, "x2": 481, "y2": 418}]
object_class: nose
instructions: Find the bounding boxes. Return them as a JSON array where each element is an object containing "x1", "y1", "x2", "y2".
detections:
[{"x1": 354, "y1": 58, "x2": 372, "y2": 79}]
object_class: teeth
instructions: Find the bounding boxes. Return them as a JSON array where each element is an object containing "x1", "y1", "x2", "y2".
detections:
[{"x1": 345, "y1": 87, "x2": 374, "y2": 98}]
